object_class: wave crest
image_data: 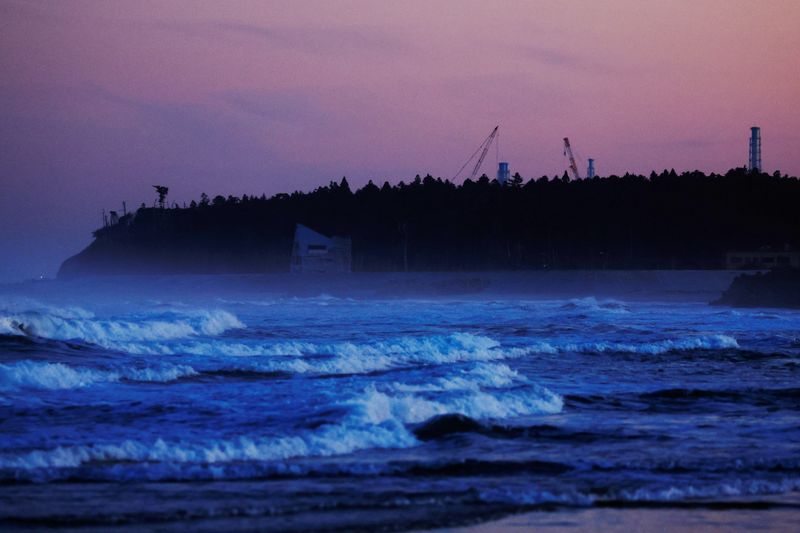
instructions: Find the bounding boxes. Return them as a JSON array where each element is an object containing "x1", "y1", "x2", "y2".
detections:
[
  {"x1": 0, "y1": 304, "x2": 244, "y2": 346},
  {"x1": 561, "y1": 334, "x2": 740, "y2": 355},
  {"x1": 0, "y1": 360, "x2": 197, "y2": 391},
  {"x1": 351, "y1": 382, "x2": 563, "y2": 426},
  {"x1": 520, "y1": 334, "x2": 740, "y2": 356}
]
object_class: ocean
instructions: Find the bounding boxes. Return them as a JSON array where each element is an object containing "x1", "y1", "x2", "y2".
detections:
[{"x1": 1, "y1": 272, "x2": 798, "y2": 531}]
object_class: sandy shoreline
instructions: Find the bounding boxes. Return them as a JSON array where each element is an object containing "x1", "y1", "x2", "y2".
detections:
[{"x1": 425, "y1": 496, "x2": 800, "y2": 532}]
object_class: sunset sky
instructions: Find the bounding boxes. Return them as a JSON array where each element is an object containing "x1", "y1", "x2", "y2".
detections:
[{"x1": 1, "y1": 0, "x2": 799, "y2": 280}]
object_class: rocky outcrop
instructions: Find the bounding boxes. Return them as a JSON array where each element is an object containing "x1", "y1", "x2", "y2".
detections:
[{"x1": 712, "y1": 269, "x2": 800, "y2": 309}]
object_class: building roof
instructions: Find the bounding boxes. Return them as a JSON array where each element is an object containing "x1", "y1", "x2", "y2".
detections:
[{"x1": 294, "y1": 224, "x2": 333, "y2": 248}]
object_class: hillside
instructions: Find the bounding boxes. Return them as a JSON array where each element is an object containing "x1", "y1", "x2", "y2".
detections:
[{"x1": 58, "y1": 168, "x2": 800, "y2": 277}]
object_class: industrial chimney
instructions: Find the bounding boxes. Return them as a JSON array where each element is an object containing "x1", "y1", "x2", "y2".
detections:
[
  {"x1": 497, "y1": 162, "x2": 510, "y2": 185},
  {"x1": 748, "y1": 126, "x2": 761, "y2": 172},
  {"x1": 587, "y1": 158, "x2": 596, "y2": 178}
]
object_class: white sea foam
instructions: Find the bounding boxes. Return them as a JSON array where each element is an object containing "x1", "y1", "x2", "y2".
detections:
[
  {"x1": 112, "y1": 332, "x2": 497, "y2": 356},
  {"x1": 112, "y1": 332, "x2": 522, "y2": 375},
  {"x1": 0, "y1": 361, "x2": 109, "y2": 390},
  {"x1": 0, "y1": 409, "x2": 416, "y2": 470},
  {"x1": 352, "y1": 382, "x2": 563, "y2": 425},
  {"x1": 105, "y1": 327, "x2": 739, "y2": 379},
  {"x1": 0, "y1": 389, "x2": 558, "y2": 470},
  {"x1": 558, "y1": 334, "x2": 740, "y2": 355},
  {"x1": 0, "y1": 360, "x2": 197, "y2": 391},
  {"x1": 560, "y1": 297, "x2": 630, "y2": 313},
  {"x1": 391, "y1": 363, "x2": 523, "y2": 392},
  {"x1": 618, "y1": 478, "x2": 800, "y2": 501},
  {"x1": 93, "y1": 331, "x2": 742, "y2": 386},
  {"x1": 493, "y1": 334, "x2": 739, "y2": 356},
  {"x1": 478, "y1": 478, "x2": 800, "y2": 506},
  {"x1": 0, "y1": 366, "x2": 561, "y2": 470},
  {"x1": 121, "y1": 365, "x2": 198, "y2": 383},
  {"x1": 0, "y1": 304, "x2": 244, "y2": 345}
]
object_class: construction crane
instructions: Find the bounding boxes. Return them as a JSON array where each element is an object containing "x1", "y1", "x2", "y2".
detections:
[
  {"x1": 453, "y1": 126, "x2": 499, "y2": 181},
  {"x1": 563, "y1": 137, "x2": 581, "y2": 180}
]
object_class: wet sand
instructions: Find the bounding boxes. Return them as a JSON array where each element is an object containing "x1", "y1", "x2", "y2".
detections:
[{"x1": 433, "y1": 499, "x2": 800, "y2": 532}]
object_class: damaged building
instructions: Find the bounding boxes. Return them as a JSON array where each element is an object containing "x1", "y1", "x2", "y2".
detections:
[{"x1": 290, "y1": 224, "x2": 352, "y2": 273}]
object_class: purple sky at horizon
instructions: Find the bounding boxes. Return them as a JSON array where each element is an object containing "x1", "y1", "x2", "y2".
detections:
[{"x1": 1, "y1": 0, "x2": 799, "y2": 280}]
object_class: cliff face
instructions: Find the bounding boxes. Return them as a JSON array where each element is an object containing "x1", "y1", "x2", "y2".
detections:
[
  {"x1": 58, "y1": 169, "x2": 800, "y2": 278},
  {"x1": 58, "y1": 239, "x2": 286, "y2": 278},
  {"x1": 58, "y1": 208, "x2": 294, "y2": 278}
]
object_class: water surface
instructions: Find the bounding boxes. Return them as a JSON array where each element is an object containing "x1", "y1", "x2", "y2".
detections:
[{"x1": 1, "y1": 273, "x2": 798, "y2": 530}]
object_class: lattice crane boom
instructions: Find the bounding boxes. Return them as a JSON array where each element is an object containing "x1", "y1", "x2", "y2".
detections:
[
  {"x1": 470, "y1": 126, "x2": 499, "y2": 181},
  {"x1": 453, "y1": 126, "x2": 500, "y2": 181},
  {"x1": 563, "y1": 137, "x2": 582, "y2": 180}
]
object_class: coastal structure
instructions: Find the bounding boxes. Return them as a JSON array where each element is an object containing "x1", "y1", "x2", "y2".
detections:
[
  {"x1": 57, "y1": 168, "x2": 800, "y2": 278},
  {"x1": 563, "y1": 137, "x2": 581, "y2": 180},
  {"x1": 453, "y1": 126, "x2": 499, "y2": 182},
  {"x1": 497, "y1": 162, "x2": 510, "y2": 185},
  {"x1": 290, "y1": 224, "x2": 352, "y2": 273},
  {"x1": 726, "y1": 247, "x2": 800, "y2": 270},
  {"x1": 748, "y1": 126, "x2": 761, "y2": 172}
]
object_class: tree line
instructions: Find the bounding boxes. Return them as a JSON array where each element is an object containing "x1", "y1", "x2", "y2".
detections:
[{"x1": 64, "y1": 167, "x2": 800, "y2": 275}]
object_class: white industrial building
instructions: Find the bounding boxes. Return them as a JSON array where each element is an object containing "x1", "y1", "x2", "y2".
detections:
[{"x1": 290, "y1": 224, "x2": 352, "y2": 273}]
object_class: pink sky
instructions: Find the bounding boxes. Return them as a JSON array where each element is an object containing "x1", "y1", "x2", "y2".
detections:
[{"x1": 1, "y1": 0, "x2": 799, "y2": 279}]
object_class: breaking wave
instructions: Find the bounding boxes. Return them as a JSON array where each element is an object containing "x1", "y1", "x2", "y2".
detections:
[
  {"x1": 557, "y1": 334, "x2": 740, "y2": 355},
  {"x1": 0, "y1": 369, "x2": 561, "y2": 475},
  {"x1": 354, "y1": 382, "x2": 563, "y2": 426},
  {"x1": 617, "y1": 478, "x2": 800, "y2": 501},
  {"x1": 0, "y1": 421, "x2": 415, "y2": 472},
  {"x1": 0, "y1": 360, "x2": 198, "y2": 391},
  {"x1": 391, "y1": 362, "x2": 523, "y2": 392},
  {"x1": 0, "y1": 304, "x2": 244, "y2": 346},
  {"x1": 560, "y1": 297, "x2": 630, "y2": 313},
  {"x1": 111, "y1": 332, "x2": 523, "y2": 375},
  {"x1": 91, "y1": 332, "x2": 742, "y2": 381}
]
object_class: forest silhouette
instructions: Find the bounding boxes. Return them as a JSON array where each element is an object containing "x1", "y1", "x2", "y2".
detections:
[{"x1": 59, "y1": 167, "x2": 800, "y2": 277}]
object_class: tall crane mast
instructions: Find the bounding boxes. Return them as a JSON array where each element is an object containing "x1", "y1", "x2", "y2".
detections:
[
  {"x1": 470, "y1": 126, "x2": 499, "y2": 181},
  {"x1": 563, "y1": 137, "x2": 581, "y2": 180},
  {"x1": 453, "y1": 126, "x2": 499, "y2": 181}
]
